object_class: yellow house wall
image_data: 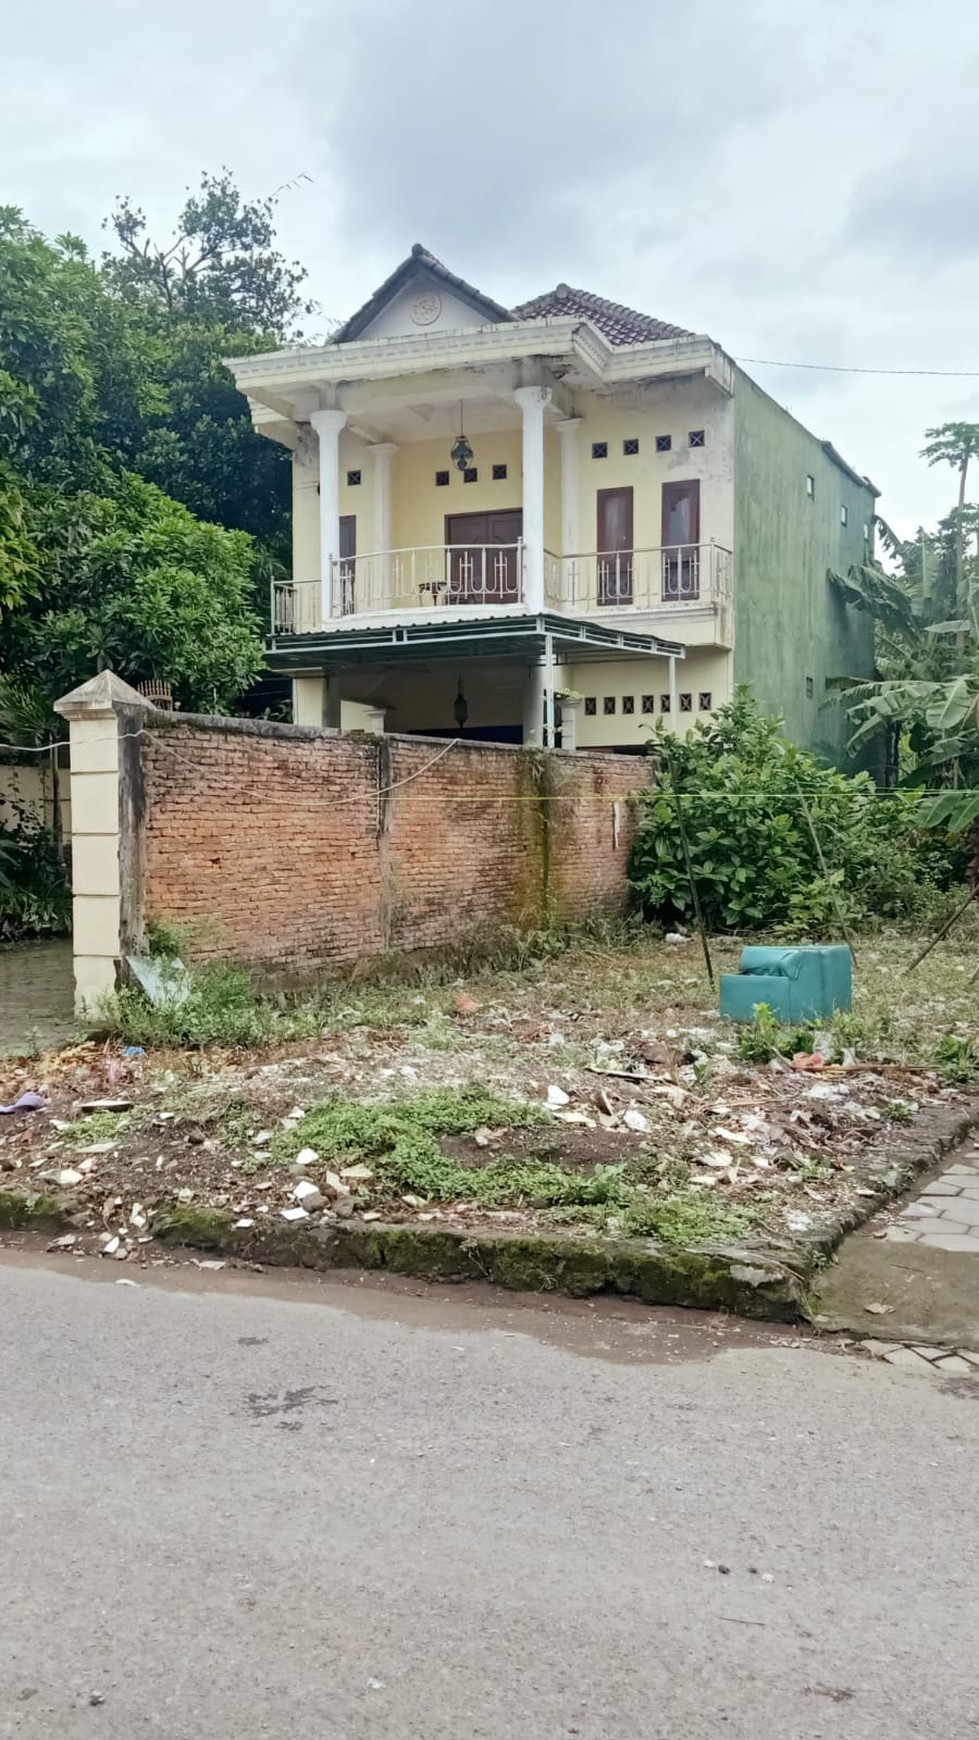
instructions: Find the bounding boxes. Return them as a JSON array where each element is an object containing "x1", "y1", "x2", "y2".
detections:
[
  {"x1": 567, "y1": 381, "x2": 735, "y2": 555},
  {"x1": 290, "y1": 376, "x2": 735, "y2": 587},
  {"x1": 565, "y1": 649, "x2": 733, "y2": 749}
]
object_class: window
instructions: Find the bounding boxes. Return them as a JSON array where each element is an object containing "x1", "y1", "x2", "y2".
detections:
[
  {"x1": 805, "y1": 676, "x2": 814, "y2": 699},
  {"x1": 688, "y1": 430, "x2": 705, "y2": 448},
  {"x1": 623, "y1": 438, "x2": 639, "y2": 456},
  {"x1": 492, "y1": 463, "x2": 508, "y2": 481},
  {"x1": 463, "y1": 468, "x2": 478, "y2": 484},
  {"x1": 806, "y1": 474, "x2": 815, "y2": 498},
  {"x1": 592, "y1": 441, "x2": 608, "y2": 459},
  {"x1": 584, "y1": 696, "x2": 597, "y2": 716},
  {"x1": 435, "y1": 470, "x2": 450, "y2": 487},
  {"x1": 660, "y1": 694, "x2": 671, "y2": 713},
  {"x1": 863, "y1": 522, "x2": 870, "y2": 542},
  {"x1": 656, "y1": 434, "x2": 672, "y2": 453},
  {"x1": 603, "y1": 696, "x2": 616, "y2": 715},
  {"x1": 346, "y1": 469, "x2": 362, "y2": 487},
  {"x1": 622, "y1": 695, "x2": 635, "y2": 715},
  {"x1": 840, "y1": 504, "x2": 849, "y2": 526},
  {"x1": 642, "y1": 695, "x2": 655, "y2": 714},
  {"x1": 679, "y1": 692, "x2": 693, "y2": 712},
  {"x1": 698, "y1": 691, "x2": 712, "y2": 711}
]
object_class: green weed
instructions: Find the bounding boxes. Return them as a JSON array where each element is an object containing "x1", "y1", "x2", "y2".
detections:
[
  {"x1": 57, "y1": 1110, "x2": 133, "y2": 1145},
  {"x1": 933, "y1": 1033, "x2": 979, "y2": 1083}
]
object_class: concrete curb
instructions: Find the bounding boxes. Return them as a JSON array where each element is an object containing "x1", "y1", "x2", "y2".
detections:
[{"x1": 0, "y1": 1190, "x2": 805, "y2": 1321}]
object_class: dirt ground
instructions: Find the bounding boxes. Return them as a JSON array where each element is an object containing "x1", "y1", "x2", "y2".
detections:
[{"x1": 2, "y1": 931, "x2": 977, "y2": 1270}]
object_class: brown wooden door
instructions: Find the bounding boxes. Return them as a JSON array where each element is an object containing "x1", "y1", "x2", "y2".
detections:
[
  {"x1": 596, "y1": 487, "x2": 633, "y2": 604},
  {"x1": 661, "y1": 481, "x2": 700, "y2": 600},
  {"x1": 338, "y1": 514, "x2": 357, "y2": 613},
  {"x1": 446, "y1": 509, "x2": 523, "y2": 603}
]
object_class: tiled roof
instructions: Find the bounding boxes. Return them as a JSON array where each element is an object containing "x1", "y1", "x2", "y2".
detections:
[
  {"x1": 331, "y1": 244, "x2": 514, "y2": 343},
  {"x1": 512, "y1": 283, "x2": 693, "y2": 347}
]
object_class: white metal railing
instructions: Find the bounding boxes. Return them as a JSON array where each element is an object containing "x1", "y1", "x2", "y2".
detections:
[
  {"x1": 272, "y1": 578, "x2": 321, "y2": 635},
  {"x1": 333, "y1": 543, "x2": 525, "y2": 617},
  {"x1": 271, "y1": 541, "x2": 732, "y2": 634},
  {"x1": 544, "y1": 543, "x2": 733, "y2": 613}
]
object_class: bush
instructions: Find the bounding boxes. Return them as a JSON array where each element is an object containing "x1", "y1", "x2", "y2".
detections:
[
  {"x1": 0, "y1": 805, "x2": 69, "y2": 940},
  {"x1": 629, "y1": 690, "x2": 961, "y2": 934}
]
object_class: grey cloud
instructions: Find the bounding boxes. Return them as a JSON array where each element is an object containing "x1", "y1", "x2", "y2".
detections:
[
  {"x1": 304, "y1": 0, "x2": 797, "y2": 283},
  {"x1": 847, "y1": 156, "x2": 979, "y2": 259}
]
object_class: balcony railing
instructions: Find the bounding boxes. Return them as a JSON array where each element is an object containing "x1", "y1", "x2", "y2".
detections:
[
  {"x1": 544, "y1": 543, "x2": 732, "y2": 612},
  {"x1": 336, "y1": 543, "x2": 525, "y2": 617},
  {"x1": 271, "y1": 541, "x2": 732, "y2": 635}
]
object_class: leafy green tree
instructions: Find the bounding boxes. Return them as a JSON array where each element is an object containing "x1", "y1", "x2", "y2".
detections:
[
  {"x1": 103, "y1": 169, "x2": 313, "y2": 340},
  {"x1": 0, "y1": 475, "x2": 265, "y2": 713},
  {"x1": 922, "y1": 422, "x2": 979, "y2": 630}
]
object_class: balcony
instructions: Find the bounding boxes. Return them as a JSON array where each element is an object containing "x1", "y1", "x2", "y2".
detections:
[{"x1": 271, "y1": 541, "x2": 732, "y2": 642}]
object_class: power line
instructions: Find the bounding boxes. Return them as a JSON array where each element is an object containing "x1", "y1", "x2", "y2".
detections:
[{"x1": 736, "y1": 356, "x2": 979, "y2": 380}]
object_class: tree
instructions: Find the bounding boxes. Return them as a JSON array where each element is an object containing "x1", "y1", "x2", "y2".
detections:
[
  {"x1": 921, "y1": 422, "x2": 979, "y2": 638},
  {"x1": 0, "y1": 475, "x2": 265, "y2": 714},
  {"x1": 103, "y1": 169, "x2": 313, "y2": 340}
]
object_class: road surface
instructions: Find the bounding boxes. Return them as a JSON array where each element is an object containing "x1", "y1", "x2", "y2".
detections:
[{"x1": 1, "y1": 1253, "x2": 977, "y2": 1738}]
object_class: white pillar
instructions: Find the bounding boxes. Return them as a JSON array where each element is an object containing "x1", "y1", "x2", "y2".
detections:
[
  {"x1": 292, "y1": 675, "x2": 326, "y2": 726},
  {"x1": 53, "y1": 670, "x2": 149, "y2": 1016},
  {"x1": 523, "y1": 663, "x2": 546, "y2": 748},
  {"x1": 556, "y1": 417, "x2": 577, "y2": 581},
  {"x1": 310, "y1": 407, "x2": 347, "y2": 624},
  {"x1": 514, "y1": 385, "x2": 552, "y2": 612},
  {"x1": 370, "y1": 442, "x2": 398, "y2": 608},
  {"x1": 370, "y1": 443, "x2": 397, "y2": 554}
]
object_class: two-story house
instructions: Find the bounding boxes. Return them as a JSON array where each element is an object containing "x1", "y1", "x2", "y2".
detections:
[{"x1": 229, "y1": 245, "x2": 877, "y2": 760}]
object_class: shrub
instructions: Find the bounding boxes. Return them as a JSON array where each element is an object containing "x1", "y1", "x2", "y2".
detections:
[
  {"x1": 629, "y1": 690, "x2": 960, "y2": 934},
  {"x1": 0, "y1": 804, "x2": 69, "y2": 940}
]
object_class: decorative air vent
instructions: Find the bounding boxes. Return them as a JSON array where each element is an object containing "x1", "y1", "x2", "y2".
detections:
[
  {"x1": 642, "y1": 695, "x2": 655, "y2": 714},
  {"x1": 656, "y1": 435, "x2": 672, "y2": 453},
  {"x1": 660, "y1": 694, "x2": 671, "y2": 712},
  {"x1": 584, "y1": 697, "x2": 597, "y2": 716},
  {"x1": 492, "y1": 463, "x2": 508, "y2": 481},
  {"x1": 621, "y1": 695, "x2": 635, "y2": 714},
  {"x1": 346, "y1": 469, "x2": 362, "y2": 486},
  {"x1": 435, "y1": 470, "x2": 450, "y2": 487},
  {"x1": 603, "y1": 695, "x2": 616, "y2": 715},
  {"x1": 688, "y1": 430, "x2": 705, "y2": 448},
  {"x1": 679, "y1": 692, "x2": 693, "y2": 711},
  {"x1": 699, "y1": 691, "x2": 713, "y2": 710},
  {"x1": 592, "y1": 442, "x2": 608, "y2": 459},
  {"x1": 463, "y1": 468, "x2": 478, "y2": 484},
  {"x1": 623, "y1": 438, "x2": 639, "y2": 456}
]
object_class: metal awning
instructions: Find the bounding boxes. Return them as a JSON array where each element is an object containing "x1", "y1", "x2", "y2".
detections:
[{"x1": 268, "y1": 610, "x2": 686, "y2": 673}]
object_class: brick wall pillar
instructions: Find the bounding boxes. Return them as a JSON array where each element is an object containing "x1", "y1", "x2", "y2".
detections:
[{"x1": 54, "y1": 671, "x2": 150, "y2": 1015}]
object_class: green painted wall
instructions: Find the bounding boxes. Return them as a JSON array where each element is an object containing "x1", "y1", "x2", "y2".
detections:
[{"x1": 732, "y1": 369, "x2": 877, "y2": 766}]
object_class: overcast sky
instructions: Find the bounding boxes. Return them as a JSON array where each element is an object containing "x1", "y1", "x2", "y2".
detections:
[{"x1": 4, "y1": 0, "x2": 977, "y2": 536}]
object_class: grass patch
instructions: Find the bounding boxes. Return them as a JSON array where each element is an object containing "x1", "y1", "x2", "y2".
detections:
[
  {"x1": 279, "y1": 1088, "x2": 757, "y2": 1243},
  {"x1": 56, "y1": 1110, "x2": 133, "y2": 1145}
]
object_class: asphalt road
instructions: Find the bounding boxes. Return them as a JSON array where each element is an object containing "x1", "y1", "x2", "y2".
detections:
[{"x1": 1, "y1": 1255, "x2": 977, "y2": 1739}]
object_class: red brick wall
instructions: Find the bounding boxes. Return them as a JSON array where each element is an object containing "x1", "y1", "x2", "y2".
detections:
[{"x1": 137, "y1": 718, "x2": 644, "y2": 970}]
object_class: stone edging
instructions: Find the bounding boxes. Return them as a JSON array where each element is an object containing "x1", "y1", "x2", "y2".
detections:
[{"x1": 0, "y1": 1192, "x2": 804, "y2": 1320}]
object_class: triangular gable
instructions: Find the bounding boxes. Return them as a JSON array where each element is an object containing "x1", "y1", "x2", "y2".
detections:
[{"x1": 331, "y1": 244, "x2": 514, "y2": 343}]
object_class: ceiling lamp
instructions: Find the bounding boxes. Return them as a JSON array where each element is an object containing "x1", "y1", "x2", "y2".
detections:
[{"x1": 450, "y1": 402, "x2": 474, "y2": 472}]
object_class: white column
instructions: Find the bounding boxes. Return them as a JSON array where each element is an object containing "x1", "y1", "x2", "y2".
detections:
[
  {"x1": 370, "y1": 442, "x2": 398, "y2": 607},
  {"x1": 370, "y1": 443, "x2": 398, "y2": 554},
  {"x1": 523, "y1": 663, "x2": 546, "y2": 748},
  {"x1": 310, "y1": 407, "x2": 347, "y2": 623},
  {"x1": 514, "y1": 385, "x2": 552, "y2": 613}
]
